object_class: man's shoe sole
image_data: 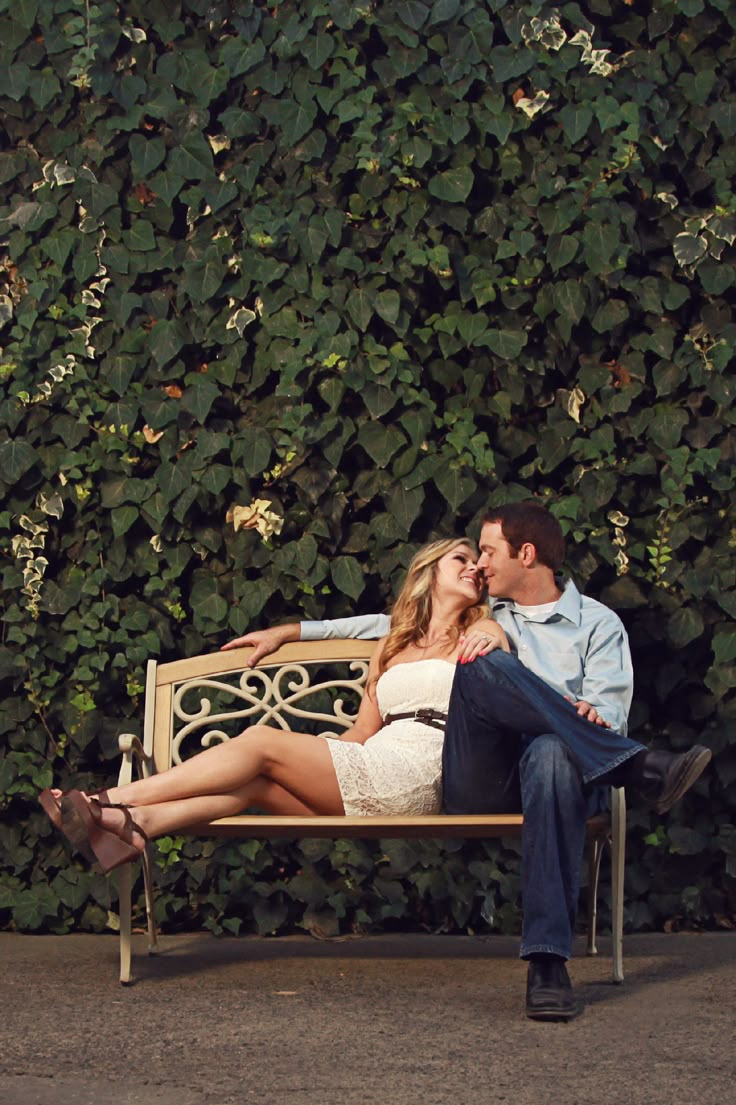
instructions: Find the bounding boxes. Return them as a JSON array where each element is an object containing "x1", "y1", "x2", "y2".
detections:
[
  {"x1": 526, "y1": 1001, "x2": 583, "y2": 1022},
  {"x1": 655, "y1": 746, "x2": 712, "y2": 813}
]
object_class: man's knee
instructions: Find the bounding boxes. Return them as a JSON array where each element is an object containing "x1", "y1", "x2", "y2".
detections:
[{"x1": 521, "y1": 735, "x2": 578, "y2": 788}]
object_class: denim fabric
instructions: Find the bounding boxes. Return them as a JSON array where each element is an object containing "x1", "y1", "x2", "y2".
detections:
[{"x1": 442, "y1": 651, "x2": 644, "y2": 959}]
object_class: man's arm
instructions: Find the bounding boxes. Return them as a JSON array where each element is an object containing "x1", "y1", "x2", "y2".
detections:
[
  {"x1": 222, "y1": 613, "x2": 391, "y2": 667},
  {"x1": 578, "y1": 618, "x2": 634, "y2": 735},
  {"x1": 301, "y1": 613, "x2": 391, "y2": 640}
]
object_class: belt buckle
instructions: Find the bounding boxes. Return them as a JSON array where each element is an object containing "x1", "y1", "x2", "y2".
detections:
[{"x1": 415, "y1": 708, "x2": 433, "y2": 720}]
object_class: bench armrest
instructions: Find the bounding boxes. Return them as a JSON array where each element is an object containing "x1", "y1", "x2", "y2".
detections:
[{"x1": 117, "y1": 732, "x2": 154, "y2": 787}]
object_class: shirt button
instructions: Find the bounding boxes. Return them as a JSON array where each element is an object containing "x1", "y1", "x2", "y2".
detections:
[{"x1": 520, "y1": 645, "x2": 528, "y2": 651}]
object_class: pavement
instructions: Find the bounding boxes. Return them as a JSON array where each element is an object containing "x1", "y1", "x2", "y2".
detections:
[{"x1": 0, "y1": 930, "x2": 733, "y2": 1105}]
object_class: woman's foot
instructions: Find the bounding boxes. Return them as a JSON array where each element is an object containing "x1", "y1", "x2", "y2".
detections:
[
  {"x1": 90, "y1": 799, "x2": 149, "y2": 854},
  {"x1": 61, "y1": 791, "x2": 148, "y2": 874}
]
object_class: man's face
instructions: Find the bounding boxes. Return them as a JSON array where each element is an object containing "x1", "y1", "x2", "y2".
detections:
[{"x1": 478, "y1": 522, "x2": 526, "y2": 599}]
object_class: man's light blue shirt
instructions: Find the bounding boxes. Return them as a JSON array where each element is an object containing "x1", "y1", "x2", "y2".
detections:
[{"x1": 301, "y1": 579, "x2": 633, "y2": 734}]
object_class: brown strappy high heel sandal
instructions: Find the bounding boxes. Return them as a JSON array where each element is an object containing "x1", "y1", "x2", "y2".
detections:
[
  {"x1": 61, "y1": 790, "x2": 149, "y2": 874},
  {"x1": 39, "y1": 789, "x2": 96, "y2": 863}
]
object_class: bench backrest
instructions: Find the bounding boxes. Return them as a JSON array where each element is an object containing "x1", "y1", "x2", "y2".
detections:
[{"x1": 145, "y1": 641, "x2": 377, "y2": 773}]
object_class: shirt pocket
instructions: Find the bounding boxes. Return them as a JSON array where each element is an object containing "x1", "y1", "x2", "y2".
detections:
[{"x1": 552, "y1": 648, "x2": 585, "y2": 686}]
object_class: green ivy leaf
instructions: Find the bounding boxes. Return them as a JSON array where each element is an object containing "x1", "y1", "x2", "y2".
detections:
[
  {"x1": 428, "y1": 165, "x2": 474, "y2": 203},
  {"x1": 546, "y1": 234, "x2": 579, "y2": 272},
  {"x1": 0, "y1": 439, "x2": 38, "y2": 483},
  {"x1": 559, "y1": 104, "x2": 593, "y2": 144},
  {"x1": 429, "y1": 0, "x2": 461, "y2": 24},
  {"x1": 168, "y1": 143, "x2": 213, "y2": 181},
  {"x1": 434, "y1": 467, "x2": 475, "y2": 509},
  {"x1": 182, "y1": 257, "x2": 225, "y2": 302},
  {"x1": 125, "y1": 220, "x2": 156, "y2": 252},
  {"x1": 262, "y1": 97, "x2": 317, "y2": 144},
  {"x1": 129, "y1": 135, "x2": 167, "y2": 177},
  {"x1": 233, "y1": 428, "x2": 272, "y2": 475},
  {"x1": 12, "y1": 887, "x2": 59, "y2": 931},
  {"x1": 253, "y1": 897, "x2": 288, "y2": 935},
  {"x1": 552, "y1": 280, "x2": 586, "y2": 323},
  {"x1": 148, "y1": 319, "x2": 186, "y2": 367},
  {"x1": 156, "y1": 461, "x2": 191, "y2": 503},
  {"x1": 386, "y1": 484, "x2": 424, "y2": 534},
  {"x1": 346, "y1": 287, "x2": 374, "y2": 331},
  {"x1": 331, "y1": 556, "x2": 365, "y2": 601},
  {"x1": 111, "y1": 506, "x2": 139, "y2": 537},
  {"x1": 358, "y1": 423, "x2": 407, "y2": 467},
  {"x1": 592, "y1": 299, "x2": 629, "y2": 333},
  {"x1": 476, "y1": 328, "x2": 527, "y2": 359},
  {"x1": 375, "y1": 289, "x2": 401, "y2": 324},
  {"x1": 667, "y1": 607, "x2": 705, "y2": 648},
  {"x1": 648, "y1": 406, "x2": 688, "y2": 449},
  {"x1": 712, "y1": 630, "x2": 736, "y2": 665},
  {"x1": 583, "y1": 223, "x2": 620, "y2": 273},
  {"x1": 395, "y1": 1, "x2": 428, "y2": 30},
  {"x1": 182, "y1": 377, "x2": 221, "y2": 423}
]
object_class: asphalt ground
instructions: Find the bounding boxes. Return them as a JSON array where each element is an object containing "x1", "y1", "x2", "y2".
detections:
[{"x1": 1, "y1": 930, "x2": 733, "y2": 1105}]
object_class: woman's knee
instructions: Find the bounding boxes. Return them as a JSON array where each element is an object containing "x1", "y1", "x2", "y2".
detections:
[{"x1": 233, "y1": 724, "x2": 277, "y2": 760}]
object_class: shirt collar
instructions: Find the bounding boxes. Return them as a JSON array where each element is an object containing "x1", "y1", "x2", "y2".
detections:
[{"x1": 490, "y1": 578, "x2": 582, "y2": 626}]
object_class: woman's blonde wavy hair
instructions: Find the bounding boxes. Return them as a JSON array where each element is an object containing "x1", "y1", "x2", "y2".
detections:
[{"x1": 377, "y1": 537, "x2": 486, "y2": 677}]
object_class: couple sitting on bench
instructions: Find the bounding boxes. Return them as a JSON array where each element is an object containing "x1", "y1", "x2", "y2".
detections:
[{"x1": 40, "y1": 501, "x2": 711, "y2": 1021}]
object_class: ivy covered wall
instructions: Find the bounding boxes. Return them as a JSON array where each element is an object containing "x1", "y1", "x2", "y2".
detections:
[{"x1": 1, "y1": 0, "x2": 734, "y2": 938}]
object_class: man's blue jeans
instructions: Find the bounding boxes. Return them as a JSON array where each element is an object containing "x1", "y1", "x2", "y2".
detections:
[{"x1": 442, "y1": 651, "x2": 645, "y2": 960}]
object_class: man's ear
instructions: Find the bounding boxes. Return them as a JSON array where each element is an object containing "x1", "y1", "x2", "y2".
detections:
[{"x1": 519, "y1": 541, "x2": 537, "y2": 568}]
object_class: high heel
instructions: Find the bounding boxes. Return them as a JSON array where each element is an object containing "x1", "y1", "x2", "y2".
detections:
[
  {"x1": 38, "y1": 788, "x2": 63, "y2": 829},
  {"x1": 61, "y1": 790, "x2": 149, "y2": 874},
  {"x1": 39, "y1": 788, "x2": 96, "y2": 863}
]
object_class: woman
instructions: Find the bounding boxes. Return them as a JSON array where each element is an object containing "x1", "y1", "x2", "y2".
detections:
[{"x1": 40, "y1": 538, "x2": 509, "y2": 872}]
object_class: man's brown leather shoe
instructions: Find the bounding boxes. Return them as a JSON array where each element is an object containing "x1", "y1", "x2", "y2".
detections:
[{"x1": 526, "y1": 959, "x2": 583, "y2": 1021}]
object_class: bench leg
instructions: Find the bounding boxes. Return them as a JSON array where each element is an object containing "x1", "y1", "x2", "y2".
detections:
[
  {"x1": 117, "y1": 863, "x2": 133, "y2": 985},
  {"x1": 586, "y1": 836, "x2": 604, "y2": 956},
  {"x1": 141, "y1": 845, "x2": 158, "y2": 954},
  {"x1": 610, "y1": 786, "x2": 626, "y2": 983}
]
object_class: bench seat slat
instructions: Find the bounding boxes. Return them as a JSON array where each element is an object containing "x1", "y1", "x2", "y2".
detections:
[{"x1": 184, "y1": 812, "x2": 610, "y2": 841}]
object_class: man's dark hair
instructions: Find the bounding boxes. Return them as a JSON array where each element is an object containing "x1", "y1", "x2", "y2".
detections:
[{"x1": 483, "y1": 502, "x2": 565, "y2": 572}]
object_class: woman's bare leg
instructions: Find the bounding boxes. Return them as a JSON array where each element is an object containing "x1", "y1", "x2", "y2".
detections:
[
  {"x1": 96, "y1": 726, "x2": 344, "y2": 813},
  {"x1": 93, "y1": 772, "x2": 337, "y2": 851}
]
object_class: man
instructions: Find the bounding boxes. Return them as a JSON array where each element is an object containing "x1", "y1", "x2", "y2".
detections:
[{"x1": 223, "y1": 502, "x2": 711, "y2": 1020}]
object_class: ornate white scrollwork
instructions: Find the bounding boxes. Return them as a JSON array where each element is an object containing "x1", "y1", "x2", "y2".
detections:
[{"x1": 171, "y1": 660, "x2": 370, "y2": 764}]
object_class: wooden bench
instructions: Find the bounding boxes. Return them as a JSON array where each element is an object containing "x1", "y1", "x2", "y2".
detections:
[{"x1": 115, "y1": 641, "x2": 626, "y2": 984}]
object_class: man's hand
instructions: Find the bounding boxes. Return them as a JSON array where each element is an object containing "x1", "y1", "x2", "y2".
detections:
[
  {"x1": 220, "y1": 624, "x2": 300, "y2": 667},
  {"x1": 566, "y1": 698, "x2": 612, "y2": 727}
]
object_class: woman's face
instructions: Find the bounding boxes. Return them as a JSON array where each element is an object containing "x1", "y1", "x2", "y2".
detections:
[{"x1": 432, "y1": 545, "x2": 483, "y2": 605}]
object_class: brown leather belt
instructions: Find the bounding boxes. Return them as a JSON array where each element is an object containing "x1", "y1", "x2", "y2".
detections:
[{"x1": 382, "y1": 708, "x2": 448, "y2": 733}]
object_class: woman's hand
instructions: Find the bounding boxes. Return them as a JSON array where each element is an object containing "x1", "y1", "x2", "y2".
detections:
[{"x1": 457, "y1": 619, "x2": 510, "y2": 664}]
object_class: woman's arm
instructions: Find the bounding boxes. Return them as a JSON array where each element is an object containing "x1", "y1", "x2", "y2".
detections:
[
  {"x1": 457, "y1": 617, "x2": 510, "y2": 664},
  {"x1": 334, "y1": 645, "x2": 386, "y2": 744}
]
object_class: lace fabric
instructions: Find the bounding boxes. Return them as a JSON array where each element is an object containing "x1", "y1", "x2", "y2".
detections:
[{"x1": 326, "y1": 659, "x2": 456, "y2": 816}]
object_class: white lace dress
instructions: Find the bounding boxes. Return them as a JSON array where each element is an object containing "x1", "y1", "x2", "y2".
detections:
[{"x1": 325, "y1": 658, "x2": 456, "y2": 816}]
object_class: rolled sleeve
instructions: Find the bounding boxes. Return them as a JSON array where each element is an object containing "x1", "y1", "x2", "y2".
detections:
[{"x1": 300, "y1": 613, "x2": 391, "y2": 641}]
